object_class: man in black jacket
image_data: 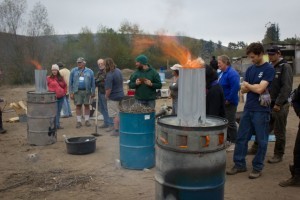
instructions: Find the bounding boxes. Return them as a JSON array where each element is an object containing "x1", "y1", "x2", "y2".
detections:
[
  {"x1": 267, "y1": 46, "x2": 293, "y2": 164},
  {"x1": 279, "y1": 85, "x2": 300, "y2": 187}
]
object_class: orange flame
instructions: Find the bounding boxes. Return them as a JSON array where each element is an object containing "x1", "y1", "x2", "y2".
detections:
[
  {"x1": 132, "y1": 35, "x2": 205, "y2": 69},
  {"x1": 132, "y1": 36, "x2": 156, "y2": 56},
  {"x1": 30, "y1": 60, "x2": 42, "y2": 70}
]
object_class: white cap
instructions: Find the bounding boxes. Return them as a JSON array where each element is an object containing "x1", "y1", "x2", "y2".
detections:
[
  {"x1": 51, "y1": 64, "x2": 59, "y2": 71},
  {"x1": 170, "y1": 64, "x2": 182, "y2": 70}
]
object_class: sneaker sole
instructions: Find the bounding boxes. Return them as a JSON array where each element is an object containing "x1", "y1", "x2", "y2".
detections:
[
  {"x1": 249, "y1": 175, "x2": 261, "y2": 179},
  {"x1": 226, "y1": 169, "x2": 247, "y2": 175}
]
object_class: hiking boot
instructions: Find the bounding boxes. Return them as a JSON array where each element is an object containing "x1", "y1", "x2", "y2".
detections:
[
  {"x1": 106, "y1": 126, "x2": 114, "y2": 132},
  {"x1": 98, "y1": 124, "x2": 109, "y2": 128},
  {"x1": 85, "y1": 120, "x2": 91, "y2": 127},
  {"x1": 249, "y1": 169, "x2": 262, "y2": 179},
  {"x1": 226, "y1": 166, "x2": 247, "y2": 175},
  {"x1": 0, "y1": 128, "x2": 7, "y2": 134},
  {"x1": 279, "y1": 176, "x2": 300, "y2": 187},
  {"x1": 76, "y1": 122, "x2": 82, "y2": 128},
  {"x1": 57, "y1": 126, "x2": 64, "y2": 129},
  {"x1": 268, "y1": 155, "x2": 283, "y2": 164}
]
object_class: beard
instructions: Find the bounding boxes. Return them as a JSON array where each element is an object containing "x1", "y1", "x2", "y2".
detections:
[{"x1": 137, "y1": 65, "x2": 143, "y2": 70}]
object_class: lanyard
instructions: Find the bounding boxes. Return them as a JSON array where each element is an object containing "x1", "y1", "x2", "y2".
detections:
[
  {"x1": 78, "y1": 68, "x2": 85, "y2": 76},
  {"x1": 218, "y1": 72, "x2": 223, "y2": 82}
]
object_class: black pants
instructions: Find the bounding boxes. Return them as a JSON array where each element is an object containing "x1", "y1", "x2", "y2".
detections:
[
  {"x1": 270, "y1": 103, "x2": 290, "y2": 156},
  {"x1": 225, "y1": 104, "x2": 237, "y2": 143},
  {"x1": 294, "y1": 122, "x2": 300, "y2": 175},
  {"x1": 0, "y1": 109, "x2": 3, "y2": 129}
]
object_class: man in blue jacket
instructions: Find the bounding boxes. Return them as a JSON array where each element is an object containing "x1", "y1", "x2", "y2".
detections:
[{"x1": 69, "y1": 57, "x2": 95, "y2": 128}]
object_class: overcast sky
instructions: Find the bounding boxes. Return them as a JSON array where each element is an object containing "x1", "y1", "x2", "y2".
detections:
[{"x1": 26, "y1": 0, "x2": 300, "y2": 46}]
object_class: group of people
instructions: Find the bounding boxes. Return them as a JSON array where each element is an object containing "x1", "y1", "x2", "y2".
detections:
[
  {"x1": 168, "y1": 42, "x2": 298, "y2": 186},
  {"x1": 47, "y1": 54, "x2": 162, "y2": 137},
  {"x1": 2, "y1": 41, "x2": 297, "y2": 187},
  {"x1": 223, "y1": 43, "x2": 298, "y2": 187}
]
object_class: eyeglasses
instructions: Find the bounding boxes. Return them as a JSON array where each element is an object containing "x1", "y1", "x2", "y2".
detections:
[{"x1": 77, "y1": 62, "x2": 82, "y2": 64}]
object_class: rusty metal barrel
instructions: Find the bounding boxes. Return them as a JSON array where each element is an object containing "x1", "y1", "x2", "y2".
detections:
[
  {"x1": 155, "y1": 115, "x2": 228, "y2": 200},
  {"x1": 27, "y1": 91, "x2": 57, "y2": 145}
]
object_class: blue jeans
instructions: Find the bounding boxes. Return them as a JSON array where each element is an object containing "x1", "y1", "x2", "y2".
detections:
[
  {"x1": 233, "y1": 111, "x2": 270, "y2": 172},
  {"x1": 135, "y1": 99, "x2": 156, "y2": 109},
  {"x1": 62, "y1": 95, "x2": 72, "y2": 116},
  {"x1": 98, "y1": 93, "x2": 113, "y2": 126},
  {"x1": 56, "y1": 97, "x2": 64, "y2": 128}
]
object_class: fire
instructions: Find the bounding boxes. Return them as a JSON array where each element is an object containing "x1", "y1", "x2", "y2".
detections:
[
  {"x1": 30, "y1": 60, "x2": 42, "y2": 70},
  {"x1": 132, "y1": 35, "x2": 205, "y2": 69},
  {"x1": 132, "y1": 36, "x2": 156, "y2": 56}
]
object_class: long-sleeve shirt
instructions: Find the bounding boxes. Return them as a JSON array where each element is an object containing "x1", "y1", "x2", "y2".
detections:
[
  {"x1": 129, "y1": 66, "x2": 162, "y2": 100},
  {"x1": 270, "y1": 59, "x2": 293, "y2": 106},
  {"x1": 47, "y1": 76, "x2": 67, "y2": 99},
  {"x1": 69, "y1": 66, "x2": 95, "y2": 94},
  {"x1": 218, "y1": 66, "x2": 240, "y2": 106}
]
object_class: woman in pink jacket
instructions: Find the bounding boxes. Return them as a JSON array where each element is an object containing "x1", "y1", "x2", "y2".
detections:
[{"x1": 47, "y1": 64, "x2": 67, "y2": 129}]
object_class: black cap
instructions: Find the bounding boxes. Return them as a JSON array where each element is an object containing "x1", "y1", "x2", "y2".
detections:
[
  {"x1": 57, "y1": 62, "x2": 64, "y2": 68},
  {"x1": 267, "y1": 46, "x2": 280, "y2": 55}
]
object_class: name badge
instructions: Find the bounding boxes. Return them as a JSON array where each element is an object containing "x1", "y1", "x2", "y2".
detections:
[{"x1": 79, "y1": 77, "x2": 84, "y2": 81}]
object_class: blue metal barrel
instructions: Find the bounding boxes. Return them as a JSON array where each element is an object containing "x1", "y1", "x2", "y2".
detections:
[
  {"x1": 155, "y1": 115, "x2": 228, "y2": 200},
  {"x1": 119, "y1": 112, "x2": 155, "y2": 170}
]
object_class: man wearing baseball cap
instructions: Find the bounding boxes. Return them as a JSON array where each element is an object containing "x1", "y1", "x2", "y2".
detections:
[
  {"x1": 266, "y1": 46, "x2": 293, "y2": 164},
  {"x1": 69, "y1": 57, "x2": 95, "y2": 128}
]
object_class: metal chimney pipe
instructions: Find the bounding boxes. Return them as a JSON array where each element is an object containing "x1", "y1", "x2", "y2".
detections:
[{"x1": 177, "y1": 67, "x2": 206, "y2": 126}]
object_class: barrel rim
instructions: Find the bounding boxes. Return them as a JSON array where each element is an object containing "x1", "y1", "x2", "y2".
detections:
[
  {"x1": 120, "y1": 111, "x2": 155, "y2": 115},
  {"x1": 27, "y1": 91, "x2": 56, "y2": 95},
  {"x1": 157, "y1": 115, "x2": 228, "y2": 130}
]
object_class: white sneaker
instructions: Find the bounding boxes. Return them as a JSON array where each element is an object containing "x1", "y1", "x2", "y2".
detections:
[
  {"x1": 97, "y1": 115, "x2": 104, "y2": 120},
  {"x1": 226, "y1": 143, "x2": 235, "y2": 152}
]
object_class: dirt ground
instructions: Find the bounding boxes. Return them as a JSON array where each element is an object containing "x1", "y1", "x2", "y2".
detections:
[{"x1": 1, "y1": 77, "x2": 300, "y2": 200}]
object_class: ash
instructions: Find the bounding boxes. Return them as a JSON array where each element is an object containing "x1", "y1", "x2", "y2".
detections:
[{"x1": 120, "y1": 103, "x2": 155, "y2": 114}]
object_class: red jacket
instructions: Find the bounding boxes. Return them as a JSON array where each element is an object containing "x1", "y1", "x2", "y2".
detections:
[{"x1": 47, "y1": 76, "x2": 67, "y2": 99}]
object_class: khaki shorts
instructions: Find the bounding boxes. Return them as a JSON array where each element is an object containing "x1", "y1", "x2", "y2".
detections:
[
  {"x1": 107, "y1": 100, "x2": 121, "y2": 117},
  {"x1": 74, "y1": 90, "x2": 91, "y2": 105}
]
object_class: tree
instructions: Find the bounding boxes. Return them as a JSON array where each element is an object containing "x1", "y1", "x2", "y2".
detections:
[
  {"x1": 26, "y1": 2, "x2": 55, "y2": 63},
  {"x1": 0, "y1": 0, "x2": 26, "y2": 34},
  {"x1": 26, "y1": 2, "x2": 54, "y2": 37},
  {"x1": 262, "y1": 23, "x2": 280, "y2": 44},
  {"x1": 217, "y1": 41, "x2": 222, "y2": 49},
  {"x1": 119, "y1": 20, "x2": 143, "y2": 35},
  {"x1": 282, "y1": 36, "x2": 300, "y2": 44}
]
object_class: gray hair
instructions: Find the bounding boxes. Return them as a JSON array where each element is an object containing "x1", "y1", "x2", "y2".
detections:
[{"x1": 217, "y1": 55, "x2": 231, "y2": 66}]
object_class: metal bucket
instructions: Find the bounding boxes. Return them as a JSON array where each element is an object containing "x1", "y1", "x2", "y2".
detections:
[
  {"x1": 27, "y1": 91, "x2": 57, "y2": 146},
  {"x1": 119, "y1": 112, "x2": 155, "y2": 170},
  {"x1": 155, "y1": 115, "x2": 228, "y2": 200}
]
